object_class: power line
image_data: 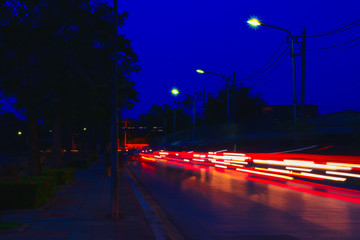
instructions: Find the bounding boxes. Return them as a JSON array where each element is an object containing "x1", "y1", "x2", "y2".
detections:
[
  {"x1": 306, "y1": 40, "x2": 360, "y2": 64},
  {"x1": 250, "y1": 46, "x2": 290, "y2": 88},
  {"x1": 238, "y1": 38, "x2": 287, "y2": 80},
  {"x1": 305, "y1": 36, "x2": 360, "y2": 51},
  {"x1": 209, "y1": 78, "x2": 225, "y2": 95},
  {"x1": 307, "y1": 18, "x2": 360, "y2": 38}
]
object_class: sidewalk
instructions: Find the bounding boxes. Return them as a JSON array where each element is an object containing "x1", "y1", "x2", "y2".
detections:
[{"x1": 0, "y1": 159, "x2": 157, "y2": 240}]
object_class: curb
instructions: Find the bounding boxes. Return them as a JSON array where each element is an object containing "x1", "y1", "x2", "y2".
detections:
[{"x1": 124, "y1": 167, "x2": 185, "y2": 240}]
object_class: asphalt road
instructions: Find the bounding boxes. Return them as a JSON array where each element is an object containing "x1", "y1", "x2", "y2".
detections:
[{"x1": 128, "y1": 159, "x2": 360, "y2": 240}]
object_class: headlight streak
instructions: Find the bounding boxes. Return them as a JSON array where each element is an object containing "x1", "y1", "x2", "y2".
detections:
[
  {"x1": 138, "y1": 151, "x2": 360, "y2": 201},
  {"x1": 301, "y1": 172, "x2": 346, "y2": 181},
  {"x1": 215, "y1": 164, "x2": 227, "y2": 168},
  {"x1": 327, "y1": 162, "x2": 360, "y2": 168},
  {"x1": 223, "y1": 160, "x2": 249, "y2": 164},
  {"x1": 236, "y1": 168, "x2": 294, "y2": 180},
  {"x1": 208, "y1": 155, "x2": 249, "y2": 161},
  {"x1": 253, "y1": 159, "x2": 351, "y2": 170},
  {"x1": 230, "y1": 164, "x2": 245, "y2": 167},
  {"x1": 254, "y1": 167, "x2": 325, "y2": 180},
  {"x1": 286, "y1": 167, "x2": 312, "y2": 172},
  {"x1": 210, "y1": 160, "x2": 231, "y2": 165},
  {"x1": 326, "y1": 171, "x2": 360, "y2": 178},
  {"x1": 193, "y1": 158, "x2": 205, "y2": 162},
  {"x1": 268, "y1": 168, "x2": 291, "y2": 173},
  {"x1": 141, "y1": 156, "x2": 156, "y2": 162},
  {"x1": 223, "y1": 152, "x2": 246, "y2": 156}
]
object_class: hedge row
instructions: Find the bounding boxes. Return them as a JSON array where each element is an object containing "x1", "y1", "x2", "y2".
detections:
[
  {"x1": 0, "y1": 176, "x2": 56, "y2": 210},
  {"x1": 41, "y1": 167, "x2": 75, "y2": 185}
]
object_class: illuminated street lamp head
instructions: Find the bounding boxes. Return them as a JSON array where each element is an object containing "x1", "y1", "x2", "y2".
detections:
[
  {"x1": 18, "y1": 131, "x2": 22, "y2": 135},
  {"x1": 247, "y1": 18, "x2": 261, "y2": 28},
  {"x1": 196, "y1": 69, "x2": 205, "y2": 74},
  {"x1": 171, "y1": 88, "x2": 179, "y2": 95}
]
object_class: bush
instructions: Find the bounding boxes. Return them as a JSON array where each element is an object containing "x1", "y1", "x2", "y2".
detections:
[
  {"x1": 0, "y1": 176, "x2": 56, "y2": 210},
  {"x1": 70, "y1": 157, "x2": 89, "y2": 169},
  {"x1": 41, "y1": 168, "x2": 75, "y2": 185}
]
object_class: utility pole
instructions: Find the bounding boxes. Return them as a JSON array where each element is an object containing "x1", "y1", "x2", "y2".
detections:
[
  {"x1": 122, "y1": 119, "x2": 130, "y2": 146},
  {"x1": 110, "y1": 0, "x2": 119, "y2": 219},
  {"x1": 202, "y1": 88, "x2": 206, "y2": 139},
  {"x1": 192, "y1": 98, "x2": 196, "y2": 142},
  {"x1": 232, "y1": 72, "x2": 236, "y2": 123},
  {"x1": 173, "y1": 109, "x2": 176, "y2": 134},
  {"x1": 225, "y1": 76, "x2": 230, "y2": 122},
  {"x1": 301, "y1": 28, "x2": 306, "y2": 121},
  {"x1": 202, "y1": 88, "x2": 206, "y2": 121}
]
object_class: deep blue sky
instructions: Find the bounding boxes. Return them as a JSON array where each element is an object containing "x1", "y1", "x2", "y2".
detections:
[
  {"x1": 117, "y1": 0, "x2": 360, "y2": 119},
  {"x1": 1, "y1": 1, "x2": 359, "y2": 119}
]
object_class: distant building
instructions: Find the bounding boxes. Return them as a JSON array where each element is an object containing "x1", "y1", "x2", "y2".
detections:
[{"x1": 308, "y1": 110, "x2": 360, "y2": 134}]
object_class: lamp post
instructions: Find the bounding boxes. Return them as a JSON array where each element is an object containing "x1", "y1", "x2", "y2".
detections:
[
  {"x1": 111, "y1": 0, "x2": 119, "y2": 219},
  {"x1": 171, "y1": 88, "x2": 196, "y2": 142},
  {"x1": 247, "y1": 18, "x2": 297, "y2": 128},
  {"x1": 196, "y1": 69, "x2": 231, "y2": 122}
]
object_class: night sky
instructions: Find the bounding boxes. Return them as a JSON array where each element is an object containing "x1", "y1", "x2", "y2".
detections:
[
  {"x1": 118, "y1": 0, "x2": 360, "y2": 119},
  {"x1": 2, "y1": 1, "x2": 360, "y2": 119}
]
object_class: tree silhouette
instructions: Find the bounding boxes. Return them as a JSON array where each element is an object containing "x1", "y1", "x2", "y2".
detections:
[{"x1": 0, "y1": 0, "x2": 139, "y2": 173}]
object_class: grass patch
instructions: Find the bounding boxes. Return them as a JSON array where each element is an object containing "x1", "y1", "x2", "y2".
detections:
[{"x1": 0, "y1": 222, "x2": 21, "y2": 229}]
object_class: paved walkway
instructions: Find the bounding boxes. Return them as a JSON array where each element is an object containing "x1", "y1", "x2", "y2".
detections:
[{"x1": 0, "y1": 159, "x2": 157, "y2": 240}]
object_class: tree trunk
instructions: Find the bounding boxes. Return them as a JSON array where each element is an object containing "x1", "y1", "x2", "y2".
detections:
[{"x1": 28, "y1": 108, "x2": 41, "y2": 176}]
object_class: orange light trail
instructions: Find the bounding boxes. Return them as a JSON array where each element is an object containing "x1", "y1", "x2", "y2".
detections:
[{"x1": 141, "y1": 156, "x2": 156, "y2": 162}]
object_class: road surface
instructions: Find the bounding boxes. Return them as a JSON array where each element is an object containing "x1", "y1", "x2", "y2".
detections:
[{"x1": 128, "y1": 151, "x2": 360, "y2": 240}]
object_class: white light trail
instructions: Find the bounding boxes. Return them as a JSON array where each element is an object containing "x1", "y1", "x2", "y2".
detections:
[
  {"x1": 268, "y1": 168, "x2": 291, "y2": 173},
  {"x1": 286, "y1": 167, "x2": 312, "y2": 172},
  {"x1": 253, "y1": 159, "x2": 351, "y2": 170},
  {"x1": 215, "y1": 165, "x2": 227, "y2": 168},
  {"x1": 236, "y1": 168, "x2": 293, "y2": 180},
  {"x1": 301, "y1": 172, "x2": 346, "y2": 181},
  {"x1": 193, "y1": 158, "x2": 205, "y2": 162},
  {"x1": 326, "y1": 171, "x2": 360, "y2": 178}
]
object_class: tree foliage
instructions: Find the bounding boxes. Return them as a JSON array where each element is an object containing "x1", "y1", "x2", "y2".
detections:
[
  {"x1": 0, "y1": 0, "x2": 140, "y2": 172},
  {"x1": 205, "y1": 85, "x2": 266, "y2": 128}
]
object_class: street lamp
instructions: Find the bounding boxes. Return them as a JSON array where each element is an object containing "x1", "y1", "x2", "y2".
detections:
[
  {"x1": 171, "y1": 88, "x2": 196, "y2": 142},
  {"x1": 247, "y1": 17, "x2": 297, "y2": 128}
]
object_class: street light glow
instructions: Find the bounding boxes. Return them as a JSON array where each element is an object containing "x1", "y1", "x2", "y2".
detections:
[
  {"x1": 18, "y1": 131, "x2": 22, "y2": 135},
  {"x1": 247, "y1": 18, "x2": 261, "y2": 27},
  {"x1": 196, "y1": 69, "x2": 205, "y2": 74},
  {"x1": 171, "y1": 88, "x2": 179, "y2": 95}
]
